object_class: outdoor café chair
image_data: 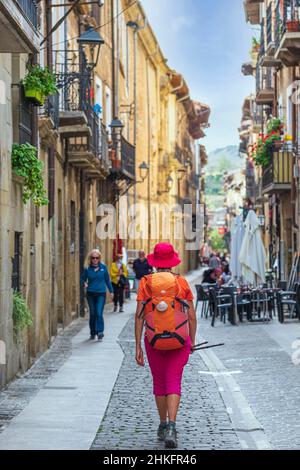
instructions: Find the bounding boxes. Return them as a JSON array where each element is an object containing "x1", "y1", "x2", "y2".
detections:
[
  {"x1": 210, "y1": 288, "x2": 233, "y2": 327},
  {"x1": 251, "y1": 290, "x2": 271, "y2": 322},
  {"x1": 276, "y1": 289, "x2": 299, "y2": 324},
  {"x1": 195, "y1": 284, "x2": 210, "y2": 318},
  {"x1": 236, "y1": 292, "x2": 252, "y2": 322}
]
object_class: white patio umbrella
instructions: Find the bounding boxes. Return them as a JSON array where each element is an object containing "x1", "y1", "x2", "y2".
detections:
[
  {"x1": 238, "y1": 210, "x2": 266, "y2": 286},
  {"x1": 230, "y1": 215, "x2": 244, "y2": 280}
]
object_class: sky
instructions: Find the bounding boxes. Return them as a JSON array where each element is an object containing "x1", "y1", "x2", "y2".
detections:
[{"x1": 141, "y1": 0, "x2": 258, "y2": 153}]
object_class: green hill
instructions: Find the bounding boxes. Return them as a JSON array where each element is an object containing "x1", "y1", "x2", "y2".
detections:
[{"x1": 206, "y1": 145, "x2": 244, "y2": 174}]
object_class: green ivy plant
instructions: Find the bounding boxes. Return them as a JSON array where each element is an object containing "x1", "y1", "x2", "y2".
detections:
[
  {"x1": 11, "y1": 143, "x2": 49, "y2": 206},
  {"x1": 12, "y1": 291, "x2": 33, "y2": 336},
  {"x1": 22, "y1": 65, "x2": 58, "y2": 97}
]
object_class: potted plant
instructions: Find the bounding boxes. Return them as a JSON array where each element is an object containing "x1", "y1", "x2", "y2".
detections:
[
  {"x1": 286, "y1": 19, "x2": 300, "y2": 32},
  {"x1": 22, "y1": 65, "x2": 58, "y2": 106},
  {"x1": 251, "y1": 37, "x2": 260, "y2": 53},
  {"x1": 11, "y1": 143, "x2": 49, "y2": 206}
]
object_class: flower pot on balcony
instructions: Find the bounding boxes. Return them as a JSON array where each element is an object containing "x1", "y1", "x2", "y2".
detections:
[
  {"x1": 112, "y1": 158, "x2": 121, "y2": 169},
  {"x1": 24, "y1": 86, "x2": 45, "y2": 106},
  {"x1": 286, "y1": 20, "x2": 300, "y2": 32}
]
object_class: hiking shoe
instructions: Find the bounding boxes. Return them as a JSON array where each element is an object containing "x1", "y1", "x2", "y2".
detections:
[
  {"x1": 157, "y1": 423, "x2": 167, "y2": 441},
  {"x1": 165, "y1": 423, "x2": 178, "y2": 448},
  {"x1": 97, "y1": 333, "x2": 104, "y2": 341}
]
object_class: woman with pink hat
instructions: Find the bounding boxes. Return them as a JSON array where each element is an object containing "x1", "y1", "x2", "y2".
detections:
[{"x1": 134, "y1": 242, "x2": 197, "y2": 448}]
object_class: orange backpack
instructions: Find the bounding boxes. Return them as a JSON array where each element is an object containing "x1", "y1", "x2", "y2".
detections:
[{"x1": 139, "y1": 272, "x2": 190, "y2": 351}]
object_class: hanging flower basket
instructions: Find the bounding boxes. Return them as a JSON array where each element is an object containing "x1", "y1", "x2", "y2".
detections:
[
  {"x1": 24, "y1": 86, "x2": 45, "y2": 106},
  {"x1": 22, "y1": 65, "x2": 58, "y2": 107}
]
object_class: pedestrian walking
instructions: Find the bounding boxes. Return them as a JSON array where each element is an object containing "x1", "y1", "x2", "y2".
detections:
[
  {"x1": 209, "y1": 253, "x2": 220, "y2": 270},
  {"x1": 133, "y1": 249, "x2": 153, "y2": 291},
  {"x1": 110, "y1": 254, "x2": 128, "y2": 312},
  {"x1": 80, "y1": 249, "x2": 113, "y2": 341},
  {"x1": 134, "y1": 242, "x2": 197, "y2": 448}
]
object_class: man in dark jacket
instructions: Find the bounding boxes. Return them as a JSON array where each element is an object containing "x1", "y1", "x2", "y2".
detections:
[{"x1": 133, "y1": 250, "x2": 153, "y2": 291}]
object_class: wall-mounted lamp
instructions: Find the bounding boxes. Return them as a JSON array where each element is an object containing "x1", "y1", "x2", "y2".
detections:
[
  {"x1": 258, "y1": 214, "x2": 265, "y2": 226},
  {"x1": 136, "y1": 161, "x2": 149, "y2": 183},
  {"x1": 157, "y1": 175, "x2": 174, "y2": 195}
]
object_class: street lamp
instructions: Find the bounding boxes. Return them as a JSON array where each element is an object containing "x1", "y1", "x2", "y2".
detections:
[
  {"x1": 109, "y1": 117, "x2": 124, "y2": 146},
  {"x1": 258, "y1": 214, "x2": 265, "y2": 226},
  {"x1": 77, "y1": 27, "x2": 104, "y2": 70},
  {"x1": 138, "y1": 162, "x2": 149, "y2": 182},
  {"x1": 157, "y1": 175, "x2": 174, "y2": 195}
]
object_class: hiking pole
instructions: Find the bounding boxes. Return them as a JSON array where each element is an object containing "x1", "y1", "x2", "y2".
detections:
[
  {"x1": 193, "y1": 341, "x2": 208, "y2": 348},
  {"x1": 192, "y1": 343, "x2": 225, "y2": 351}
]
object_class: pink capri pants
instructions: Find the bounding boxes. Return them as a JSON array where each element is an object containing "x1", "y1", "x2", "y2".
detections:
[{"x1": 144, "y1": 336, "x2": 191, "y2": 397}]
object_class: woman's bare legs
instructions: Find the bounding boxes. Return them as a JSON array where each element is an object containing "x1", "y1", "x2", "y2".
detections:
[
  {"x1": 166, "y1": 394, "x2": 180, "y2": 422},
  {"x1": 155, "y1": 396, "x2": 168, "y2": 422}
]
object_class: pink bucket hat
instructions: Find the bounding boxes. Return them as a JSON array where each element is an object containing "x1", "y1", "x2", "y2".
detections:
[{"x1": 147, "y1": 243, "x2": 181, "y2": 268}]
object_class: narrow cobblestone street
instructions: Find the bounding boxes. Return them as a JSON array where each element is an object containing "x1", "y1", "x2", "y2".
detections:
[{"x1": 0, "y1": 270, "x2": 300, "y2": 450}]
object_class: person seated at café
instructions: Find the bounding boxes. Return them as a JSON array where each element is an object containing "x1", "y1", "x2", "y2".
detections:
[
  {"x1": 220, "y1": 264, "x2": 232, "y2": 285},
  {"x1": 202, "y1": 269, "x2": 217, "y2": 285}
]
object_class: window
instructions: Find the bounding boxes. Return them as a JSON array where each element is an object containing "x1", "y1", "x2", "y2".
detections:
[
  {"x1": 12, "y1": 232, "x2": 22, "y2": 292},
  {"x1": 105, "y1": 85, "x2": 112, "y2": 130}
]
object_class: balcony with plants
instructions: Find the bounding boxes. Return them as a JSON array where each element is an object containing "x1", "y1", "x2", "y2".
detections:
[
  {"x1": 274, "y1": 0, "x2": 300, "y2": 65},
  {"x1": 250, "y1": 118, "x2": 293, "y2": 193}
]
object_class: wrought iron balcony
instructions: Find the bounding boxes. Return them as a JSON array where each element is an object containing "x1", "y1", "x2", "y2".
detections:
[
  {"x1": 54, "y1": 50, "x2": 94, "y2": 136},
  {"x1": 109, "y1": 136, "x2": 136, "y2": 181},
  {"x1": 274, "y1": 0, "x2": 300, "y2": 66},
  {"x1": 0, "y1": 0, "x2": 39, "y2": 52},
  {"x1": 256, "y1": 64, "x2": 275, "y2": 105},
  {"x1": 262, "y1": 145, "x2": 293, "y2": 194},
  {"x1": 15, "y1": 0, "x2": 38, "y2": 28}
]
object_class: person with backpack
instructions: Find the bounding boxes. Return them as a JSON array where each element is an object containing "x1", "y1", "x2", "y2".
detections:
[
  {"x1": 81, "y1": 249, "x2": 113, "y2": 341},
  {"x1": 134, "y1": 242, "x2": 197, "y2": 448},
  {"x1": 110, "y1": 254, "x2": 128, "y2": 312}
]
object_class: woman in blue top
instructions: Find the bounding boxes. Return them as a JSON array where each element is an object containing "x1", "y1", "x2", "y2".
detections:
[{"x1": 80, "y1": 249, "x2": 113, "y2": 341}]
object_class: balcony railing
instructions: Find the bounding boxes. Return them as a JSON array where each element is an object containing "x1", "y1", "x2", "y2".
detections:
[
  {"x1": 100, "y1": 122, "x2": 110, "y2": 166},
  {"x1": 256, "y1": 63, "x2": 275, "y2": 104},
  {"x1": 41, "y1": 94, "x2": 60, "y2": 130},
  {"x1": 266, "y1": 2, "x2": 273, "y2": 46},
  {"x1": 68, "y1": 110, "x2": 108, "y2": 160},
  {"x1": 54, "y1": 50, "x2": 92, "y2": 116},
  {"x1": 275, "y1": 0, "x2": 300, "y2": 48},
  {"x1": 15, "y1": 0, "x2": 38, "y2": 29},
  {"x1": 262, "y1": 145, "x2": 293, "y2": 192}
]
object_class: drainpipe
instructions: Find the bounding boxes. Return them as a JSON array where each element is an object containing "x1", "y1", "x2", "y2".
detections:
[
  {"x1": 111, "y1": 0, "x2": 116, "y2": 118},
  {"x1": 46, "y1": 0, "x2": 55, "y2": 221},
  {"x1": 292, "y1": 65, "x2": 297, "y2": 247}
]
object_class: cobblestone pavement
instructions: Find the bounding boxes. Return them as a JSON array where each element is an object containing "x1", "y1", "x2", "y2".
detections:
[
  {"x1": 91, "y1": 317, "x2": 241, "y2": 450},
  {"x1": 0, "y1": 317, "x2": 86, "y2": 434},
  {"x1": 198, "y1": 315, "x2": 300, "y2": 450}
]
